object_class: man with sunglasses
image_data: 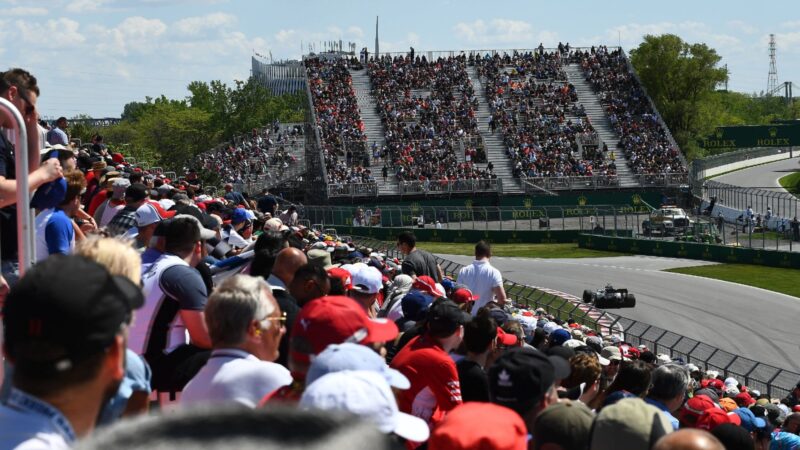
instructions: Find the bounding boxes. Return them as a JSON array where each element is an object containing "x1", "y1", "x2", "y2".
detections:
[
  {"x1": 0, "y1": 69, "x2": 63, "y2": 288},
  {"x1": 181, "y1": 275, "x2": 291, "y2": 409}
]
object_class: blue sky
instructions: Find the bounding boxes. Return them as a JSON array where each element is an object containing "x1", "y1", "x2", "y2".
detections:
[{"x1": 1, "y1": 0, "x2": 797, "y2": 118}]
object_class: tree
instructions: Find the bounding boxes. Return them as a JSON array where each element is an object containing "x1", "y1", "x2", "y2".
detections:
[{"x1": 630, "y1": 34, "x2": 728, "y2": 159}]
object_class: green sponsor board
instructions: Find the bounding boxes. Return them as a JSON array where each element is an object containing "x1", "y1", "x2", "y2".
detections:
[
  {"x1": 578, "y1": 235, "x2": 800, "y2": 269},
  {"x1": 700, "y1": 125, "x2": 800, "y2": 150},
  {"x1": 334, "y1": 227, "x2": 632, "y2": 244}
]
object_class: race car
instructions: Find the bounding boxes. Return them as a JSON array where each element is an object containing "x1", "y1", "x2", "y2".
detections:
[{"x1": 582, "y1": 284, "x2": 636, "y2": 308}]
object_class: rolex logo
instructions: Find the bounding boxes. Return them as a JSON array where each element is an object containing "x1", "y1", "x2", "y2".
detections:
[
  {"x1": 769, "y1": 127, "x2": 778, "y2": 138},
  {"x1": 631, "y1": 194, "x2": 641, "y2": 205},
  {"x1": 465, "y1": 199, "x2": 473, "y2": 209},
  {"x1": 714, "y1": 128, "x2": 724, "y2": 139},
  {"x1": 524, "y1": 197, "x2": 533, "y2": 209},
  {"x1": 578, "y1": 195, "x2": 588, "y2": 206}
]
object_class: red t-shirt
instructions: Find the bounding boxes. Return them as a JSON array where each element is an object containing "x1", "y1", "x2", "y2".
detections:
[{"x1": 390, "y1": 334, "x2": 462, "y2": 427}]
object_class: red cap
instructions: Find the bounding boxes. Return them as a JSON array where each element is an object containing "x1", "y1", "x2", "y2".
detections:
[
  {"x1": 111, "y1": 153, "x2": 125, "y2": 164},
  {"x1": 793, "y1": 405, "x2": 800, "y2": 412},
  {"x1": 679, "y1": 395, "x2": 716, "y2": 427},
  {"x1": 703, "y1": 378, "x2": 725, "y2": 392},
  {"x1": 696, "y1": 407, "x2": 742, "y2": 431},
  {"x1": 451, "y1": 287, "x2": 479, "y2": 304},
  {"x1": 290, "y1": 296, "x2": 398, "y2": 364},
  {"x1": 429, "y1": 403, "x2": 527, "y2": 450},
  {"x1": 734, "y1": 391, "x2": 755, "y2": 407},
  {"x1": 496, "y1": 327, "x2": 518, "y2": 346},
  {"x1": 326, "y1": 267, "x2": 353, "y2": 290},
  {"x1": 146, "y1": 200, "x2": 177, "y2": 219},
  {"x1": 413, "y1": 275, "x2": 444, "y2": 297}
]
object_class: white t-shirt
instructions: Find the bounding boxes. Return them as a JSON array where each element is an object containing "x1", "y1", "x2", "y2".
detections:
[
  {"x1": 181, "y1": 349, "x2": 292, "y2": 408},
  {"x1": 34, "y1": 208, "x2": 56, "y2": 262},
  {"x1": 457, "y1": 259, "x2": 503, "y2": 315}
]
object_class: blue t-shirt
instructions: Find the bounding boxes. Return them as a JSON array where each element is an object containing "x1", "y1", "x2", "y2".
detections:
[{"x1": 45, "y1": 209, "x2": 74, "y2": 256}]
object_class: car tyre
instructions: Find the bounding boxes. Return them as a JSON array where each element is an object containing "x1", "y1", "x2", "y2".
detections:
[
  {"x1": 582, "y1": 290, "x2": 594, "y2": 303},
  {"x1": 624, "y1": 293, "x2": 636, "y2": 308}
]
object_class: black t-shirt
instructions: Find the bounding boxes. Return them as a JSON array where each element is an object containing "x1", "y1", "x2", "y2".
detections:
[
  {"x1": 0, "y1": 132, "x2": 17, "y2": 260},
  {"x1": 401, "y1": 249, "x2": 440, "y2": 282},
  {"x1": 456, "y1": 359, "x2": 490, "y2": 402},
  {"x1": 272, "y1": 288, "x2": 299, "y2": 369},
  {"x1": 257, "y1": 195, "x2": 277, "y2": 214}
]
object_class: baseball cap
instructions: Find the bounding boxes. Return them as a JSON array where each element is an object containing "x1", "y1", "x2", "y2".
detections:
[
  {"x1": 300, "y1": 370, "x2": 429, "y2": 442},
  {"x1": 550, "y1": 328, "x2": 571, "y2": 346},
  {"x1": 601, "y1": 346, "x2": 624, "y2": 362},
  {"x1": 290, "y1": 296, "x2": 398, "y2": 363},
  {"x1": 231, "y1": 208, "x2": 248, "y2": 225},
  {"x1": 427, "y1": 298, "x2": 471, "y2": 337},
  {"x1": 413, "y1": 275, "x2": 444, "y2": 298},
  {"x1": 173, "y1": 214, "x2": 216, "y2": 240},
  {"x1": 589, "y1": 398, "x2": 672, "y2": 450},
  {"x1": 3, "y1": 255, "x2": 143, "y2": 373},
  {"x1": 542, "y1": 321, "x2": 559, "y2": 335},
  {"x1": 734, "y1": 391, "x2": 756, "y2": 407},
  {"x1": 496, "y1": 327, "x2": 518, "y2": 346},
  {"x1": 326, "y1": 268, "x2": 353, "y2": 291},
  {"x1": 30, "y1": 176, "x2": 67, "y2": 210},
  {"x1": 679, "y1": 394, "x2": 717, "y2": 428},
  {"x1": 307, "y1": 249, "x2": 334, "y2": 270},
  {"x1": 306, "y1": 343, "x2": 409, "y2": 389},
  {"x1": 693, "y1": 388, "x2": 720, "y2": 404},
  {"x1": 350, "y1": 266, "x2": 383, "y2": 295},
  {"x1": 718, "y1": 397, "x2": 738, "y2": 412},
  {"x1": 489, "y1": 347, "x2": 570, "y2": 416},
  {"x1": 401, "y1": 290, "x2": 434, "y2": 322},
  {"x1": 451, "y1": 287, "x2": 478, "y2": 304},
  {"x1": 111, "y1": 177, "x2": 130, "y2": 200},
  {"x1": 146, "y1": 199, "x2": 177, "y2": 220},
  {"x1": 534, "y1": 400, "x2": 594, "y2": 450},
  {"x1": 732, "y1": 407, "x2": 766, "y2": 432},
  {"x1": 135, "y1": 203, "x2": 162, "y2": 227},
  {"x1": 696, "y1": 407, "x2": 742, "y2": 431},
  {"x1": 428, "y1": 403, "x2": 527, "y2": 450},
  {"x1": 125, "y1": 183, "x2": 148, "y2": 202}
]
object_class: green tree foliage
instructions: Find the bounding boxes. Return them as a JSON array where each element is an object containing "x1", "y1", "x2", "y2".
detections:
[{"x1": 630, "y1": 34, "x2": 728, "y2": 159}]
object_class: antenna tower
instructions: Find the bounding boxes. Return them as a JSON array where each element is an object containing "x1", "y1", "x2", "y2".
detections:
[{"x1": 768, "y1": 34, "x2": 778, "y2": 94}]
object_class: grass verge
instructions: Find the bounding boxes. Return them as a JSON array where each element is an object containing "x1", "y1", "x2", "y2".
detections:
[
  {"x1": 778, "y1": 171, "x2": 800, "y2": 197},
  {"x1": 416, "y1": 242, "x2": 626, "y2": 259},
  {"x1": 665, "y1": 264, "x2": 800, "y2": 298}
]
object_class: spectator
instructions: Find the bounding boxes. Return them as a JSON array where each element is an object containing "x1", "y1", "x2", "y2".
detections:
[
  {"x1": 488, "y1": 347, "x2": 570, "y2": 433},
  {"x1": 46, "y1": 116, "x2": 69, "y2": 146},
  {"x1": 223, "y1": 183, "x2": 246, "y2": 205},
  {"x1": 288, "y1": 263, "x2": 331, "y2": 307},
  {"x1": 346, "y1": 264, "x2": 383, "y2": 317},
  {"x1": 391, "y1": 299, "x2": 471, "y2": 428},
  {"x1": 590, "y1": 398, "x2": 672, "y2": 450},
  {"x1": 33, "y1": 169, "x2": 85, "y2": 261},
  {"x1": 265, "y1": 247, "x2": 306, "y2": 367},
  {"x1": 428, "y1": 403, "x2": 527, "y2": 450},
  {"x1": 278, "y1": 205, "x2": 298, "y2": 226},
  {"x1": 458, "y1": 240, "x2": 507, "y2": 315},
  {"x1": 397, "y1": 231, "x2": 443, "y2": 282},
  {"x1": 131, "y1": 216, "x2": 212, "y2": 393},
  {"x1": 533, "y1": 400, "x2": 595, "y2": 450},
  {"x1": 257, "y1": 188, "x2": 278, "y2": 215},
  {"x1": 105, "y1": 183, "x2": 147, "y2": 237},
  {"x1": 300, "y1": 371, "x2": 430, "y2": 444},
  {"x1": 783, "y1": 412, "x2": 800, "y2": 434},
  {"x1": 94, "y1": 177, "x2": 129, "y2": 227},
  {"x1": 1, "y1": 68, "x2": 63, "y2": 285},
  {"x1": 601, "y1": 359, "x2": 652, "y2": 407},
  {"x1": 783, "y1": 381, "x2": 800, "y2": 409},
  {"x1": 222, "y1": 208, "x2": 253, "y2": 250},
  {"x1": 646, "y1": 364, "x2": 690, "y2": 430},
  {"x1": 181, "y1": 275, "x2": 291, "y2": 408},
  {"x1": 0, "y1": 254, "x2": 142, "y2": 447},
  {"x1": 654, "y1": 429, "x2": 725, "y2": 450},
  {"x1": 456, "y1": 312, "x2": 498, "y2": 402}
]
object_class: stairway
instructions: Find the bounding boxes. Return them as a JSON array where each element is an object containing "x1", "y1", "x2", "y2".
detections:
[
  {"x1": 564, "y1": 64, "x2": 639, "y2": 188},
  {"x1": 349, "y1": 68, "x2": 398, "y2": 196},
  {"x1": 467, "y1": 66, "x2": 524, "y2": 194}
]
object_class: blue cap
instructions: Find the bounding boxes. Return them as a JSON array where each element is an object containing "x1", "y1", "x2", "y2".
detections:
[
  {"x1": 733, "y1": 407, "x2": 766, "y2": 432},
  {"x1": 440, "y1": 278, "x2": 456, "y2": 292},
  {"x1": 551, "y1": 328, "x2": 572, "y2": 346},
  {"x1": 307, "y1": 343, "x2": 410, "y2": 389},
  {"x1": 401, "y1": 290, "x2": 433, "y2": 321},
  {"x1": 231, "y1": 208, "x2": 248, "y2": 224},
  {"x1": 31, "y1": 177, "x2": 67, "y2": 210}
]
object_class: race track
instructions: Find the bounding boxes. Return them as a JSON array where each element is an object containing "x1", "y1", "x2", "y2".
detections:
[
  {"x1": 438, "y1": 253, "x2": 800, "y2": 372},
  {"x1": 714, "y1": 156, "x2": 799, "y2": 189}
]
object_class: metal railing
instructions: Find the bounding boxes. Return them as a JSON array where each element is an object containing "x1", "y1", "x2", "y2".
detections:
[
  {"x1": 398, "y1": 178, "x2": 501, "y2": 195},
  {"x1": 353, "y1": 234, "x2": 800, "y2": 398},
  {"x1": 635, "y1": 172, "x2": 689, "y2": 187},
  {"x1": 703, "y1": 180, "x2": 800, "y2": 227},
  {"x1": 690, "y1": 147, "x2": 794, "y2": 194},
  {"x1": 302, "y1": 204, "x2": 648, "y2": 231},
  {"x1": 523, "y1": 175, "x2": 621, "y2": 192},
  {"x1": 327, "y1": 183, "x2": 378, "y2": 197}
]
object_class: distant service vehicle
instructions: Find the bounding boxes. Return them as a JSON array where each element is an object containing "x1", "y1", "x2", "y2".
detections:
[
  {"x1": 642, "y1": 206, "x2": 691, "y2": 236},
  {"x1": 582, "y1": 284, "x2": 636, "y2": 308}
]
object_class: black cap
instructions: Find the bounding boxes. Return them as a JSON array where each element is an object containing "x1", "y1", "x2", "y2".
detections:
[
  {"x1": 3, "y1": 255, "x2": 143, "y2": 373},
  {"x1": 489, "y1": 347, "x2": 571, "y2": 416},
  {"x1": 426, "y1": 298, "x2": 471, "y2": 336},
  {"x1": 125, "y1": 183, "x2": 148, "y2": 202}
]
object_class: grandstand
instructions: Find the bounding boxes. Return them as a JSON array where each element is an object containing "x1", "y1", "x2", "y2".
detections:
[{"x1": 302, "y1": 47, "x2": 688, "y2": 200}]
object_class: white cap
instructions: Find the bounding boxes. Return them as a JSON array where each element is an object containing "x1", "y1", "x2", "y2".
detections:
[
  {"x1": 657, "y1": 353, "x2": 672, "y2": 365},
  {"x1": 542, "y1": 321, "x2": 559, "y2": 335},
  {"x1": 350, "y1": 266, "x2": 383, "y2": 295},
  {"x1": 724, "y1": 377, "x2": 739, "y2": 387},
  {"x1": 300, "y1": 370, "x2": 430, "y2": 442},
  {"x1": 135, "y1": 203, "x2": 161, "y2": 227}
]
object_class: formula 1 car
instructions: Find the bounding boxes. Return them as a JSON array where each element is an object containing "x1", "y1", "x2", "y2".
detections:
[{"x1": 582, "y1": 284, "x2": 636, "y2": 308}]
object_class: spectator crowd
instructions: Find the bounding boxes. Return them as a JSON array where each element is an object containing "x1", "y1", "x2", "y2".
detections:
[{"x1": 2, "y1": 66, "x2": 795, "y2": 450}]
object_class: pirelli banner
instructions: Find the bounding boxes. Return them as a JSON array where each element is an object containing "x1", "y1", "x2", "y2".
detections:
[{"x1": 701, "y1": 125, "x2": 800, "y2": 150}]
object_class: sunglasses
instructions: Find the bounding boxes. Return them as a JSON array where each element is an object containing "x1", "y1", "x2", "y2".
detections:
[{"x1": 16, "y1": 89, "x2": 35, "y2": 116}]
